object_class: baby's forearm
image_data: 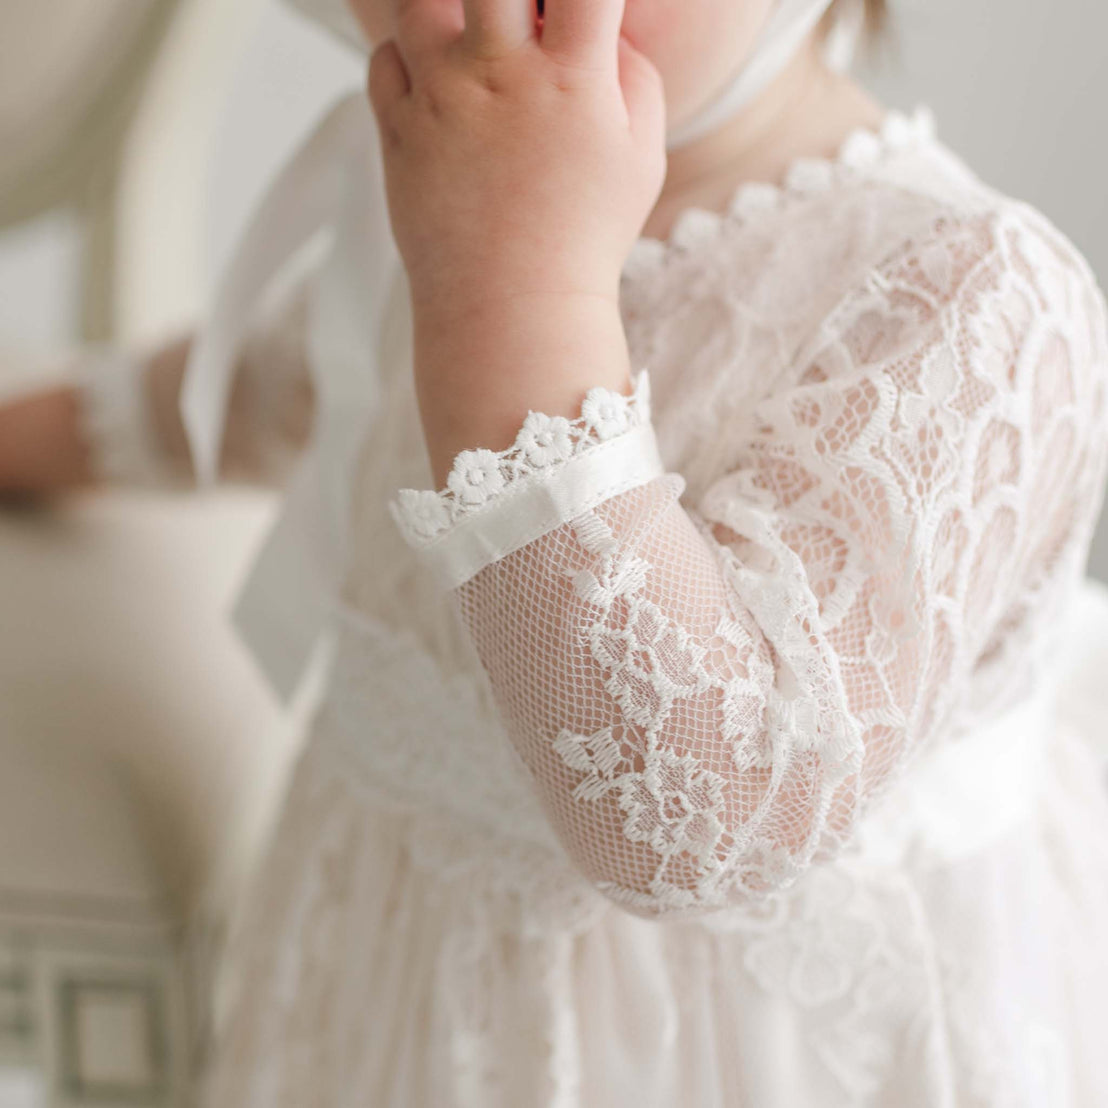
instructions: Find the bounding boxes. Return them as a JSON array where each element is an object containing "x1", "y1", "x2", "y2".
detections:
[
  {"x1": 412, "y1": 294, "x2": 633, "y2": 490},
  {"x1": 1, "y1": 302, "x2": 315, "y2": 498},
  {"x1": 0, "y1": 335, "x2": 197, "y2": 498}
]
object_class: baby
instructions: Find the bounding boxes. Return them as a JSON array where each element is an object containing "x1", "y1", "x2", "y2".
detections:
[
  {"x1": 6, "y1": 2, "x2": 1108, "y2": 1104},
  {"x1": 0, "y1": 0, "x2": 883, "y2": 498}
]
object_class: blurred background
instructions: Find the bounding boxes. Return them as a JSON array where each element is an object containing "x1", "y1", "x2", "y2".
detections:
[{"x1": 0, "y1": 0, "x2": 1105, "y2": 1104}]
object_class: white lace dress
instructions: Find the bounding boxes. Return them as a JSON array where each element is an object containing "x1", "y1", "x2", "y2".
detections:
[{"x1": 196, "y1": 105, "x2": 1108, "y2": 1107}]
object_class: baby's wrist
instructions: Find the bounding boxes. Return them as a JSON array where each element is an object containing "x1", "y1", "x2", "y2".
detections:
[
  {"x1": 408, "y1": 266, "x2": 623, "y2": 329},
  {"x1": 410, "y1": 292, "x2": 632, "y2": 489},
  {"x1": 412, "y1": 287, "x2": 628, "y2": 386}
]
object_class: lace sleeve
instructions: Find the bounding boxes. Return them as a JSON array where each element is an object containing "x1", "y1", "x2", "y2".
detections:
[{"x1": 388, "y1": 205, "x2": 1108, "y2": 920}]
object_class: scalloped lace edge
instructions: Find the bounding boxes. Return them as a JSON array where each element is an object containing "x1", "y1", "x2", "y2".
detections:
[
  {"x1": 624, "y1": 103, "x2": 938, "y2": 273},
  {"x1": 389, "y1": 368, "x2": 654, "y2": 546}
]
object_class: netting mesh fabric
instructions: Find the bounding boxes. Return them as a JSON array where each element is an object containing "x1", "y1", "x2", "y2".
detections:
[{"x1": 394, "y1": 207, "x2": 1108, "y2": 919}]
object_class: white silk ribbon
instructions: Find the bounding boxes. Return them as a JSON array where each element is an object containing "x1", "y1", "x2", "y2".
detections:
[
  {"x1": 180, "y1": 91, "x2": 395, "y2": 700},
  {"x1": 180, "y1": 0, "x2": 863, "y2": 703}
]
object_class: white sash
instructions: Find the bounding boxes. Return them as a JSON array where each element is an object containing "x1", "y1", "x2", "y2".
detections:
[{"x1": 852, "y1": 673, "x2": 1062, "y2": 868}]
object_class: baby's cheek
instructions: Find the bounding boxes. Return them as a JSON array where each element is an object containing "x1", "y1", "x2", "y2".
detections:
[
  {"x1": 620, "y1": 0, "x2": 768, "y2": 115},
  {"x1": 620, "y1": 0, "x2": 713, "y2": 91},
  {"x1": 619, "y1": 0, "x2": 723, "y2": 76},
  {"x1": 620, "y1": 0, "x2": 680, "y2": 54}
]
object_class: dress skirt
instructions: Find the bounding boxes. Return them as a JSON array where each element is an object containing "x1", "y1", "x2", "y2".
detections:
[{"x1": 196, "y1": 576, "x2": 1108, "y2": 1108}]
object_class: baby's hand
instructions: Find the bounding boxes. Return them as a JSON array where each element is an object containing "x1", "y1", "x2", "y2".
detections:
[{"x1": 349, "y1": 0, "x2": 666, "y2": 324}]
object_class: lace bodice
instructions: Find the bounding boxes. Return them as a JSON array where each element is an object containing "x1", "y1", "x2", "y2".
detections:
[{"x1": 323, "y1": 106, "x2": 1108, "y2": 922}]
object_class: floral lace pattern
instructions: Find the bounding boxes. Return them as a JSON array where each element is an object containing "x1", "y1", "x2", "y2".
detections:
[
  {"x1": 623, "y1": 104, "x2": 937, "y2": 278},
  {"x1": 389, "y1": 369, "x2": 653, "y2": 544},
  {"x1": 405, "y1": 203, "x2": 1108, "y2": 921}
]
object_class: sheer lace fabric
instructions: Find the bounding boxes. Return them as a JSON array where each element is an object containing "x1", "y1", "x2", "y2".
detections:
[
  {"x1": 199, "y1": 106, "x2": 1108, "y2": 1105},
  {"x1": 391, "y1": 173, "x2": 1108, "y2": 921}
]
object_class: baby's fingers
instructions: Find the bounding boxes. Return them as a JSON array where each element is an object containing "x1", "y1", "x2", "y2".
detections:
[
  {"x1": 541, "y1": 0, "x2": 627, "y2": 70},
  {"x1": 461, "y1": 0, "x2": 534, "y2": 57},
  {"x1": 617, "y1": 33, "x2": 666, "y2": 148}
]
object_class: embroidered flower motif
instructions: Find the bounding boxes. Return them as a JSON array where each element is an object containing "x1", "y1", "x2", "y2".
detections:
[
  {"x1": 446, "y1": 448, "x2": 505, "y2": 506},
  {"x1": 395, "y1": 488, "x2": 450, "y2": 539},
  {"x1": 785, "y1": 157, "x2": 836, "y2": 194},
  {"x1": 551, "y1": 725, "x2": 628, "y2": 803},
  {"x1": 389, "y1": 370, "x2": 653, "y2": 544},
  {"x1": 728, "y1": 181, "x2": 780, "y2": 221},
  {"x1": 743, "y1": 866, "x2": 885, "y2": 1011},
  {"x1": 670, "y1": 208, "x2": 723, "y2": 252},
  {"x1": 617, "y1": 748, "x2": 726, "y2": 868},
  {"x1": 838, "y1": 128, "x2": 883, "y2": 170},
  {"x1": 581, "y1": 387, "x2": 632, "y2": 440},
  {"x1": 588, "y1": 597, "x2": 712, "y2": 729},
  {"x1": 518, "y1": 411, "x2": 574, "y2": 467}
]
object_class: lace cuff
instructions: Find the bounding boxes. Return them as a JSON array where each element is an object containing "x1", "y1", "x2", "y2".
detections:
[
  {"x1": 72, "y1": 347, "x2": 185, "y2": 488},
  {"x1": 388, "y1": 368, "x2": 666, "y2": 590}
]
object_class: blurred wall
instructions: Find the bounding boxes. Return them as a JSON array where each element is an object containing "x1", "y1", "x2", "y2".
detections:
[{"x1": 856, "y1": 0, "x2": 1108, "y2": 285}]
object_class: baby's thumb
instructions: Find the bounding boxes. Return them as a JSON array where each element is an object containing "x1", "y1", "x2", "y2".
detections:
[{"x1": 617, "y1": 34, "x2": 666, "y2": 156}]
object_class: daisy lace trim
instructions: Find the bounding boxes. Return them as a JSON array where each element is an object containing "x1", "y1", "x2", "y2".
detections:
[
  {"x1": 390, "y1": 368, "x2": 653, "y2": 546},
  {"x1": 623, "y1": 103, "x2": 938, "y2": 279}
]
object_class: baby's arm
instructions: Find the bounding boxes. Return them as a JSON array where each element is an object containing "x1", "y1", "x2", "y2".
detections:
[
  {"x1": 389, "y1": 208, "x2": 1108, "y2": 920},
  {"x1": 0, "y1": 270, "x2": 315, "y2": 499}
]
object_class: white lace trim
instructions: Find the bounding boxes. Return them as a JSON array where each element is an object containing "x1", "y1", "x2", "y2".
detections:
[
  {"x1": 623, "y1": 104, "x2": 938, "y2": 278},
  {"x1": 388, "y1": 368, "x2": 665, "y2": 585}
]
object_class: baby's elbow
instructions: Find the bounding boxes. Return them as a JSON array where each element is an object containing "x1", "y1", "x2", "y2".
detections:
[{"x1": 550, "y1": 727, "x2": 849, "y2": 921}]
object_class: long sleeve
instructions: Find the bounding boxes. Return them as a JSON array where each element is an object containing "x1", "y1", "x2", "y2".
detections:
[
  {"x1": 73, "y1": 262, "x2": 317, "y2": 490},
  {"x1": 389, "y1": 206, "x2": 1108, "y2": 920}
]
